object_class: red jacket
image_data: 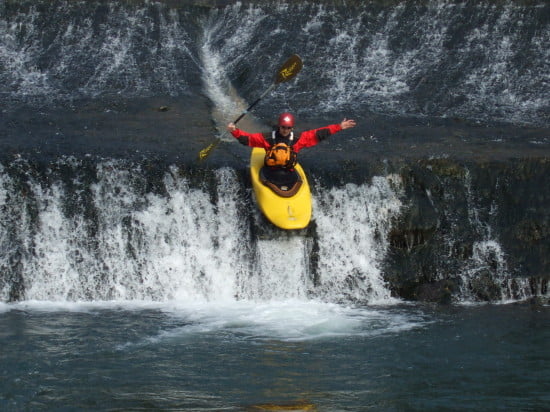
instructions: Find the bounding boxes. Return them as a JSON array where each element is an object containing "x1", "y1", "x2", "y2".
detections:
[{"x1": 231, "y1": 124, "x2": 342, "y2": 153}]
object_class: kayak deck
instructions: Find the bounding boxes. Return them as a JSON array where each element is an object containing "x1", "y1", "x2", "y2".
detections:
[{"x1": 250, "y1": 147, "x2": 312, "y2": 230}]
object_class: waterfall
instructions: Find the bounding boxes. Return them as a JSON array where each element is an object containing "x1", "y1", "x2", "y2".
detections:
[
  {"x1": 0, "y1": 158, "x2": 403, "y2": 304},
  {"x1": 2, "y1": 1, "x2": 547, "y2": 125},
  {"x1": 1, "y1": 1, "x2": 547, "y2": 305}
]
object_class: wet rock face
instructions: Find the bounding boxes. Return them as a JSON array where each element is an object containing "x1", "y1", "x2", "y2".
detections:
[
  {"x1": 384, "y1": 157, "x2": 550, "y2": 303},
  {"x1": 495, "y1": 160, "x2": 550, "y2": 282}
]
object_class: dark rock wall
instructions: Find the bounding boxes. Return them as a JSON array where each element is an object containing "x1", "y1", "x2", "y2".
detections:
[{"x1": 385, "y1": 157, "x2": 549, "y2": 303}]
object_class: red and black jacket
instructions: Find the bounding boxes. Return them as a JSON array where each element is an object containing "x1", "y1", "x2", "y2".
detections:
[{"x1": 230, "y1": 124, "x2": 343, "y2": 153}]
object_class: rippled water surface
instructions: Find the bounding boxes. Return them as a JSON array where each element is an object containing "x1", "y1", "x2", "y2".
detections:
[{"x1": 1, "y1": 301, "x2": 548, "y2": 411}]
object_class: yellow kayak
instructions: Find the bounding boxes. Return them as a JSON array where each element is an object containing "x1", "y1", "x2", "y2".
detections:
[{"x1": 250, "y1": 147, "x2": 312, "y2": 230}]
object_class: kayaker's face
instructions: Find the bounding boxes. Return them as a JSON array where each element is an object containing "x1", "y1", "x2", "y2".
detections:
[{"x1": 279, "y1": 125, "x2": 292, "y2": 137}]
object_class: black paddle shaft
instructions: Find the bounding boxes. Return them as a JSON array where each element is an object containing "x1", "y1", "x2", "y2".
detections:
[
  {"x1": 232, "y1": 84, "x2": 276, "y2": 125},
  {"x1": 233, "y1": 54, "x2": 302, "y2": 125}
]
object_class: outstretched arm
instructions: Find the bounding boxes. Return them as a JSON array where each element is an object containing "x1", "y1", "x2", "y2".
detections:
[
  {"x1": 226, "y1": 122, "x2": 270, "y2": 149},
  {"x1": 293, "y1": 118, "x2": 357, "y2": 152}
]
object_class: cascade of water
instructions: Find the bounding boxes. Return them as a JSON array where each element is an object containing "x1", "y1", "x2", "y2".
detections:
[
  {"x1": 0, "y1": 2, "x2": 199, "y2": 101},
  {"x1": 198, "y1": 1, "x2": 549, "y2": 126},
  {"x1": 313, "y1": 176, "x2": 403, "y2": 304},
  {"x1": 243, "y1": 236, "x2": 314, "y2": 301},
  {"x1": 0, "y1": 160, "x2": 248, "y2": 302},
  {"x1": 0, "y1": 158, "x2": 404, "y2": 304},
  {"x1": 2, "y1": 1, "x2": 546, "y2": 305},
  {"x1": 2, "y1": 1, "x2": 546, "y2": 125}
]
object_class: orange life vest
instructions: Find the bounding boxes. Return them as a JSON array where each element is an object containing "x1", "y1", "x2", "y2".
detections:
[
  {"x1": 264, "y1": 131, "x2": 297, "y2": 168},
  {"x1": 264, "y1": 143, "x2": 297, "y2": 168}
]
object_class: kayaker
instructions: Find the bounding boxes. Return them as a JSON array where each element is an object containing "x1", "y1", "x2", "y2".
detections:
[{"x1": 227, "y1": 112, "x2": 356, "y2": 168}]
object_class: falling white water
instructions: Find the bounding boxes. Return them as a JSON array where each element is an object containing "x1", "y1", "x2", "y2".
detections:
[
  {"x1": 243, "y1": 236, "x2": 315, "y2": 301},
  {"x1": 199, "y1": 40, "x2": 238, "y2": 132},
  {"x1": 0, "y1": 158, "x2": 405, "y2": 304},
  {"x1": 199, "y1": 10, "x2": 268, "y2": 136},
  {"x1": 1, "y1": 1, "x2": 547, "y2": 125},
  {"x1": 1, "y1": 161, "x2": 249, "y2": 302},
  {"x1": 313, "y1": 176, "x2": 403, "y2": 303},
  {"x1": 88, "y1": 164, "x2": 251, "y2": 302},
  {"x1": 0, "y1": 3, "x2": 198, "y2": 100},
  {"x1": 0, "y1": 168, "x2": 17, "y2": 301}
]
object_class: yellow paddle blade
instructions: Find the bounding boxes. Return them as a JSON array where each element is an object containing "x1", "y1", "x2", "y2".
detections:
[
  {"x1": 198, "y1": 140, "x2": 220, "y2": 161},
  {"x1": 275, "y1": 54, "x2": 303, "y2": 84}
]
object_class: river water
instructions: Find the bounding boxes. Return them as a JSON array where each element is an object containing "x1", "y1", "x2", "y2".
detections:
[{"x1": 1, "y1": 301, "x2": 548, "y2": 411}]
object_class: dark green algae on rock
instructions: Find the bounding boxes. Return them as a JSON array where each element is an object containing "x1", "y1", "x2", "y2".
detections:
[{"x1": 384, "y1": 156, "x2": 549, "y2": 304}]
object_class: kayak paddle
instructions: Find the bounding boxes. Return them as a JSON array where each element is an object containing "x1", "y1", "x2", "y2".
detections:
[{"x1": 198, "y1": 54, "x2": 303, "y2": 161}]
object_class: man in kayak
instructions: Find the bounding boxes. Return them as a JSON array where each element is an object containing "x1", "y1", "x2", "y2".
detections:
[{"x1": 226, "y1": 112, "x2": 356, "y2": 168}]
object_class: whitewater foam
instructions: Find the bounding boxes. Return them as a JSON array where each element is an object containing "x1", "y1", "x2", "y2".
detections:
[{"x1": 112, "y1": 299, "x2": 430, "y2": 344}]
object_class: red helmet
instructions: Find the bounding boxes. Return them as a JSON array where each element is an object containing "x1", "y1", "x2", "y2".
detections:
[{"x1": 278, "y1": 112, "x2": 295, "y2": 127}]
